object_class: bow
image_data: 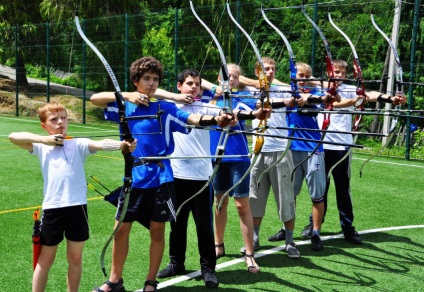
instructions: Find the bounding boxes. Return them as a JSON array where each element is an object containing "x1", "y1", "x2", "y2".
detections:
[
  {"x1": 175, "y1": 1, "x2": 232, "y2": 217},
  {"x1": 325, "y1": 12, "x2": 366, "y2": 181},
  {"x1": 74, "y1": 8, "x2": 134, "y2": 277},
  {"x1": 256, "y1": 7, "x2": 296, "y2": 187},
  {"x1": 216, "y1": 1, "x2": 269, "y2": 210},
  {"x1": 359, "y1": 13, "x2": 404, "y2": 177}
]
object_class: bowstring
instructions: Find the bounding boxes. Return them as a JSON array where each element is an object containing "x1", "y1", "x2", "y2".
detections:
[
  {"x1": 66, "y1": 21, "x2": 76, "y2": 95},
  {"x1": 237, "y1": 8, "x2": 261, "y2": 67},
  {"x1": 198, "y1": 4, "x2": 226, "y2": 77}
]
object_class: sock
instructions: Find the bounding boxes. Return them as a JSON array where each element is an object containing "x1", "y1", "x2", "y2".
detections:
[
  {"x1": 253, "y1": 225, "x2": 260, "y2": 243},
  {"x1": 312, "y1": 229, "x2": 320, "y2": 236},
  {"x1": 285, "y1": 229, "x2": 294, "y2": 244}
]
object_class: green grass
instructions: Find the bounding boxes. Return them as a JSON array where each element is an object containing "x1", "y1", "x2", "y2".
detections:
[{"x1": 1, "y1": 115, "x2": 423, "y2": 292}]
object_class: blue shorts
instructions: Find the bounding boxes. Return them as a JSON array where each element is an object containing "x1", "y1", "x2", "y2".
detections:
[
  {"x1": 212, "y1": 161, "x2": 250, "y2": 198},
  {"x1": 40, "y1": 205, "x2": 89, "y2": 246}
]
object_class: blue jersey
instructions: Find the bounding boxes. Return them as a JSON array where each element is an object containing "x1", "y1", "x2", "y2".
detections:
[
  {"x1": 105, "y1": 100, "x2": 189, "y2": 188},
  {"x1": 207, "y1": 90, "x2": 257, "y2": 162},
  {"x1": 288, "y1": 89, "x2": 324, "y2": 152}
]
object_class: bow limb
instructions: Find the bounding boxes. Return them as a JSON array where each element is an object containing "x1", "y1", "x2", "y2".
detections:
[
  {"x1": 75, "y1": 8, "x2": 134, "y2": 277},
  {"x1": 301, "y1": 4, "x2": 337, "y2": 95},
  {"x1": 328, "y1": 12, "x2": 366, "y2": 124},
  {"x1": 226, "y1": 2, "x2": 269, "y2": 111},
  {"x1": 261, "y1": 8, "x2": 299, "y2": 103},
  {"x1": 175, "y1": 1, "x2": 231, "y2": 217},
  {"x1": 359, "y1": 14, "x2": 404, "y2": 177},
  {"x1": 255, "y1": 8, "x2": 301, "y2": 184}
]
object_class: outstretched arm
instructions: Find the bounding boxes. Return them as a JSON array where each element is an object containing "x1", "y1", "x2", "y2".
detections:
[
  {"x1": 154, "y1": 88, "x2": 194, "y2": 104},
  {"x1": 187, "y1": 111, "x2": 236, "y2": 128},
  {"x1": 88, "y1": 139, "x2": 137, "y2": 153},
  {"x1": 8, "y1": 132, "x2": 51, "y2": 152}
]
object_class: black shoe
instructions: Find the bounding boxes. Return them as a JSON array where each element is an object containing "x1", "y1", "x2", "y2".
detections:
[
  {"x1": 343, "y1": 228, "x2": 363, "y2": 245},
  {"x1": 311, "y1": 234, "x2": 323, "y2": 251},
  {"x1": 202, "y1": 271, "x2": 219, "y2": 288},
  {"x1": 157, "y1": 264, "x2": 186, "y2": 278},
  {"x1": 268, "y1": 228, "x2": 286, "y2": 242},
  {"x1": 301, "y1": 224, "x2": 313, "y2": 238}
]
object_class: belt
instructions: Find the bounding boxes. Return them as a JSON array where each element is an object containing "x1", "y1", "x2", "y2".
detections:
[{"x1": 133, "y1": 159, "x2": 164, "y2": 168}]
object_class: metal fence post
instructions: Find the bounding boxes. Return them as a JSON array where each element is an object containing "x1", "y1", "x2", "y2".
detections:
[
  {"x1": 125, "y1": 14, "x2": 129, "y2": 92},
  {"x1": 406, "y1": 0, "x2": 422, "y2": 160},
  {"x1": 82, "y1": 19, "x2": 87, "y2": 124},
  {"x1": 310, "y1": 0, "x2": 317, "y2": 75},
  {"x1": 174, "y1": 7, "x2": 179, "y2": 92},
  {"x1": 235, "y1": 0, "x2": 241, "y2": 64},
  {"x1": 46, "y1": 22, "x2": 50, "y2": 103},
  {"x1": 14, "y1": 25, "x2": 19, "y2": 117}
]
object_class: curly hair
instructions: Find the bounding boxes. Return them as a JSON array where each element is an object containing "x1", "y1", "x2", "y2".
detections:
[{"x1": 129, "y1": 56, "x2": 164, "y2": 86}]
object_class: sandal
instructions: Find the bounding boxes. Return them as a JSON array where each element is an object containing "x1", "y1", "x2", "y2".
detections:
[
  {"x1": 92, "y1": 278, "x2": 125, "y2": 292},
  {"x1": 245, "y1": 254, "x2": 260, "y2": 274},
  {"x1": 215, "y1": 243, "x2": 225, "y2": 259},
  {"x1": 144, "y1": 280, "x2": 159, "y2": 291}
]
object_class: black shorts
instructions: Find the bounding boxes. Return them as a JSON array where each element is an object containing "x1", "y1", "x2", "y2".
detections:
[
  {"x1": 40, "y1": 205, "x2": 89, "y2": 246},
  {"x1": 116, "y1": 182, "x2": 176, "y2": 225}
]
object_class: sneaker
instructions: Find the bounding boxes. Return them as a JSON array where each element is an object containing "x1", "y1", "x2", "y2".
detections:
[
  {"x1": 343, "y1": 228, "x2": 363, "y2": 245},
  {"x1": 157, "y1": 264, "x2": 186, "y2": 278},
  {"x1": 285, "y1": 243, "x2": 301, "y2": 258},
  {"x1": 240, "y1": 240, "x2": 260, "y2": 254},
  {"x1": 301, "y1": 224, "x2": 313, "y2": 238},
  {"x1": 268, "y1": 228, "x2": 286, "y2": 242},
  {"x1": 311, "y1": 234, "x2": 323, "y2": 251},
  {"x1": 202, "y1": 271, "x2": 219, "y2": 288}
]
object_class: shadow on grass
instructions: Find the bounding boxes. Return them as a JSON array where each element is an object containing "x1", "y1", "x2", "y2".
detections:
[{"x1": 131, "y1": 231, "x2": 424, "y2": 291}]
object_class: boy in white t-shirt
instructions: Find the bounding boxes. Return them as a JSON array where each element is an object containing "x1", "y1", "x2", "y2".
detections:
[{"x1": 9, "y1": 101, "x2": 136, "y2": 292}]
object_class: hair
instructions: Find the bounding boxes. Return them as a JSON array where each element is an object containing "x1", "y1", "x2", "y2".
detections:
[
  {"x1": 333, "y1": 59, "x2": 349, "y2": 73},
  {"x1": 38, "y1": 101, "x2": 67, "y2": 122},
  {"x1": 129, "y1": 56, "x2": 164, "y2": 86},
  {"x1": 255, "y1": 57, "x2": 275, "y2": 70},
  {"x1": 296, "y1": 62, "x2": 312, "y2": 77},
  {"x1": 227, "y1": 63, "x2": 242, "y2": 77},
  {"x1": 177, "y1": 68, "x2": 201, "y2": 84}
]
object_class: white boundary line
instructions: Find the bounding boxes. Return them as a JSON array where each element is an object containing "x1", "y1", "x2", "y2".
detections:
[
  {"x1": 136, "y1": 225, "x2": 424, "y2": 291},
  {"x1": 353, "y1": 157, "x2": 424, "y2": 168}
]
